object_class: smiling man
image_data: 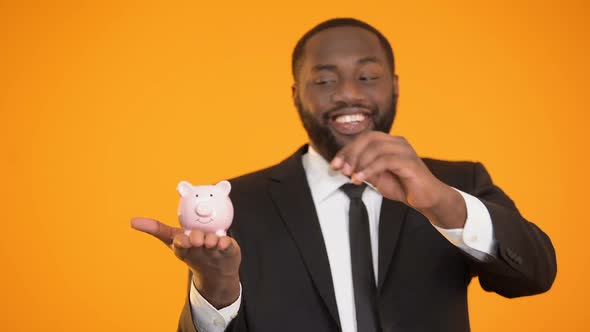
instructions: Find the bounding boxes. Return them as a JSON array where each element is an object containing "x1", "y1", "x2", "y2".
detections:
[
  {"x1": 293, "y1": 25, "x2": 397, "y2": 163},
  {"x1": 131, "y1": 18, "x2": 557, "y2": 332}
]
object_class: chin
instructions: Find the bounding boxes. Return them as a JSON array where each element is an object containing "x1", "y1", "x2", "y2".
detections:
[
  {"x1": 333, "y1": 135, "x2": 355, "y2": 147},
  {"x1": 332, "y1": 125, "x2": 374, "y2": 142}
]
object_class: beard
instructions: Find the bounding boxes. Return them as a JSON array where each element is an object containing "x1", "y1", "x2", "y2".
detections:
[{"x1": 294, "y1": 93, "x2": 397, "y2": 161}]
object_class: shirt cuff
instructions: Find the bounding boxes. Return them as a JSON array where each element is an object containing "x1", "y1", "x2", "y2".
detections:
[
  {"x1": 189, "y1": 279, "x2": 242, "y2": 332},
  {"x1": 431, "y1": 188, "x2": 497, "y2": 261}
]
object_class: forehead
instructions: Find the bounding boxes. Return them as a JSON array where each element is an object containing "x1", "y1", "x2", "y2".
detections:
[{"x1": 302, "y1": 26, "x2": 386, "y2": 68}]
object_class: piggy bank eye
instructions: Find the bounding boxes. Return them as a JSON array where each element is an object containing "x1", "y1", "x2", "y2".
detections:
[
  {"x1": 195, "y1": 194, "x2": 199, "y2": 197},
  {"x1": 209, "y1": 194, "x2": 213, "y2": 197}
]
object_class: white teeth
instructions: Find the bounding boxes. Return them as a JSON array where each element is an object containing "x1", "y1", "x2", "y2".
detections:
[{"x1": 334, "y1": 113, "x2": 366, "y2": 124}]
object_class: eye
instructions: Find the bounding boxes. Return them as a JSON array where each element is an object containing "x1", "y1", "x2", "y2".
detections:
[
  {"x1": 315, "y1": 80, "x2": 335, "y2": 85},
  {"x1": 313, "y1": 77, "x2": 337, "y2": 85},
  {"x1": 195, "y1": 194, "x2": 199, "y2": 197},
  {"x1": 359, "y1": 76, "x2": 379, "y2": 81},
  {"x1": 210, "y1": 194, "x2": 213, "y2": 197}
]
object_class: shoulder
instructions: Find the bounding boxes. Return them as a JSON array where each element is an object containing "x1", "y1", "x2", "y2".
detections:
[
  {"x1": 226, "y1": 145, "x2": 307, "y2": 197},
  {"x1": 227, "y1": 164, "x2": 276, "y2": 195}
]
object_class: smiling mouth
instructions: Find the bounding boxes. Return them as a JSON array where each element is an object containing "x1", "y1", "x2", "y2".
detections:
[
  {"x1": 334, "y1": 113, "x2": 366, "y2": 123},
  {"x1": 195, "y1": 217, "x2": 214, "y2": 224},
  {"x1": 329, "y1": 112, "x2": 372, "y2": 136}
]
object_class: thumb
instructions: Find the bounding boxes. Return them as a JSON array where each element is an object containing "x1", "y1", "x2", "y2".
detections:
[{"x1": 131, "y1": 217, "x2": 181, "y2": 246}]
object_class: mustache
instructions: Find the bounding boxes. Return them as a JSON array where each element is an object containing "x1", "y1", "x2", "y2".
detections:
[{"x1": 322, "y1": 102, "x2": 378, "y2": 122}]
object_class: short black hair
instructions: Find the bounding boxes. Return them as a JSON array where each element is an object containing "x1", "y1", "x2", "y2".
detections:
[{"x1": 291, "y1": 18, "x2": 395, "y2": 80}]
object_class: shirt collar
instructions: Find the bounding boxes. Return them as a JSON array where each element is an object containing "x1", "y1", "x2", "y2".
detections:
[{"x1": 302, "y1": 145, "x2": 379, "y2": 203}]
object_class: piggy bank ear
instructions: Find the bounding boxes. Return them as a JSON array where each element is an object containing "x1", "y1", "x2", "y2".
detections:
[
  {"x1": 177, "y1": 181, "x2": 193, "y2": 197},
  {"x1": 215, "y1": 180, "x2": 231, "y2": 196}
]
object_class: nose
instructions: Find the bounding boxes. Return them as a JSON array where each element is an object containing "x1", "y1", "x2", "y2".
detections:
[
  {"x1": 195, "y1": 202, "x2": 213, "y2": 217},
  {"x1": 332, "y1": 78, "x2": 365, "y2": 104}
]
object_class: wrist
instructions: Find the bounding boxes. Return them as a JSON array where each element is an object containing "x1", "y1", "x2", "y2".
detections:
[
  {"x1": 418, "y1": 184, "x2": 467, "y2": 229},
  {"x1": 192, "y1": 272, "x2": 240, "y2": 309}
]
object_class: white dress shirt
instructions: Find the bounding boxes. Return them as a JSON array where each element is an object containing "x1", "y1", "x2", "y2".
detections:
[{"x1": 189, "y1": 146, "x2": 497, "y2": 332}]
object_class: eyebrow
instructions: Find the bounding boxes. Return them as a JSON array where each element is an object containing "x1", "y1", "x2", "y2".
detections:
[
  {"x1": 311, "y1": 64, "x2": 338, "y2": 72},
  {"x1": 357, "y1": 56, "x2": 381, "y2": 65},
  {"x1": 311, "y1": 56, "x2": 383, "y2": 72}
]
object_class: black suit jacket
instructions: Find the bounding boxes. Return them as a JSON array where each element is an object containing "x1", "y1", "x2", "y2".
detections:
[{"x1": 178, "y1": 145, "x2": 556, "y2": 332}]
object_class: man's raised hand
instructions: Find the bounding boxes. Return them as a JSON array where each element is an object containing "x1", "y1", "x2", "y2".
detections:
[{"x1": 131, "y1": 217, "x2": 241, "y2": 308}]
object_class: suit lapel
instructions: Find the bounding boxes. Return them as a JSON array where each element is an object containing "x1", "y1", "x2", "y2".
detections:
[
  {"x1": 266, "y1": 145, "x2": 411, "y2": 321},
  {"x1": 377, "y1": 198, "x2": 409, "y2": 292},
  {"x1": 268, "y1": 145, "x2": 341, "y2": 328}
]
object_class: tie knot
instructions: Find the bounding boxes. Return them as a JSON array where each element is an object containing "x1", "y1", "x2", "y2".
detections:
[{"x1": 340, "y1": 183, "x2": 367, "y2": 200}]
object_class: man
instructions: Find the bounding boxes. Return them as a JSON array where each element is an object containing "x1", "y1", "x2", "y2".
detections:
[{"x1": 131, "y1": 18, "x2": 557, "y2": 332}]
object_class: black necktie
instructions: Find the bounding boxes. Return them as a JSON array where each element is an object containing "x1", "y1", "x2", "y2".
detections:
[{"x1": 341, "y1": 183, "x2": 381, "y2": 332}]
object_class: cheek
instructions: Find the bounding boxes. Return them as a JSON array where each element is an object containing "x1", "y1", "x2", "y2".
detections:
[
  {"x1": 366, "y1": 84, "x2": 394, "y2": 108},
  {"x1": 308, "y1": 85, "x2": 332, "y2": 99},
  {"x1": 181, "y1": 203, "x2": 194, "y2": 215},
  {"x1": 301, "y1": 85, "x2": 332, "y2": 111}
]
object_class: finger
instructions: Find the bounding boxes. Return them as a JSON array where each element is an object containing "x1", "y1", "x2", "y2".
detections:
[
  {"x1": 353, "y1": 135, "x2": 410, "y2": 170},
  {"x1": 351, "y1": 150, "x2": 412, "y2": 185},
  {"x1": 354, "y1": 155, "x2": 412, "y2": 184},
  {"x1": 332, "y1": 132, "x2": 391, "y2": 174},
  {"x1": 204, "y1": 233, "x2": 219, "y2": 249},
  {"x1": 130, "y1": 217, "x2": 181, "y2": 246},
  {"x1": 351, "y1": 137, "x2": 417, "y2": 184},
  {"x1": 351, "y1": 140, "x2": 405, "y2": 179},
  {"x1": 330, "y1": 133, "x2": 373, "y2": 172},
  {"x1": 172, "y1": 232, "x2": 195, "y2": 260},
  {"x1": 367, "y1": 172, "x2": 407, "y2": 203},
  {"x1": 189, "y1": 230, "x2": 206, "y2": 247},
  {"x1": 219, "y1": 237, "x2": 240, "y2": 257},
  {"x1": 173, "y1": 232, "x2": 192, "y2": 249},
  {"x1": 217, "y1": 236, "x2": 232, "y2": 251}
]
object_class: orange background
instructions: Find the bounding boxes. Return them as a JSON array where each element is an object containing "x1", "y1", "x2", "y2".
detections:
[{"x1": 1, "y1": 0, "x2": 588, "y2": 331}]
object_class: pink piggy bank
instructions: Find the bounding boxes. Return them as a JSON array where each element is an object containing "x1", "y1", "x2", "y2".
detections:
[{"x1": 177, "y1": 180, "x2": 234, "y2": 236}]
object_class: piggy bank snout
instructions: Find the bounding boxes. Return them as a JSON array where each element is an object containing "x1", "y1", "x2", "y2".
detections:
[{"x1": 195, "y1": 202, "x2": 213, "y2": 217}]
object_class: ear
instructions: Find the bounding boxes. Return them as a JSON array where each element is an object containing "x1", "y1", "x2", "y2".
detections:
[
  {"x1": 177, "y1": 181, "x2": 193, "y2": 197},
  {"x1": 291, "y1": 83, "x2": 298, "y2": 106},
  {"x1": 215, "y1": 180, "x2": 231, "y2": 196},
  {"x1": 393, "y1": 74, "x2": 399, "y2": 97}
]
